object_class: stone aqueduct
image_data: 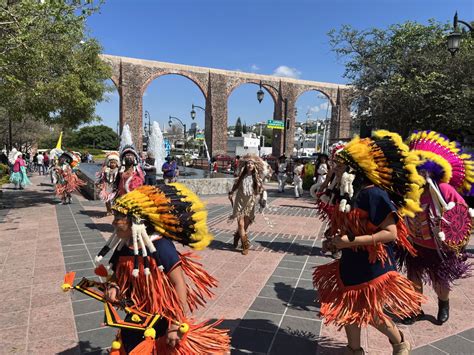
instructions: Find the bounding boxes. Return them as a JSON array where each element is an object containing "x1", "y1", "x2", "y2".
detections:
[{"x1": 102, "y1": 54, "x2": 352, "y2": 157}]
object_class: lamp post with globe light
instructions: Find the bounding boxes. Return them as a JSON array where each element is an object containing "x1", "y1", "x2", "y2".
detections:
[
  {"x1": 256, "y1": 81, "x2": 289, "y2": 156},
  {"x1": 447, "y1": 12, "x2": 473, "y2": 57}
]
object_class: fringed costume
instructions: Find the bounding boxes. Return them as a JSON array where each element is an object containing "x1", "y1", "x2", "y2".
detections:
[
  {"x1": 54, "y1": 151, "x2": 85, "y2": 204},
  {"x1": 398, "y1": 131, "x2": 473, "y2": 325},
  {"x1": 313, "y1": 130, "x2": 426, "y2": 354},
  {"x1": 97, "y1": 152, "x2": 120, "y2": 214},
  {"x1": 228, "y1": 154, "x2": 267, "y2": 255},
  {"x1": 63, "y1": 184, "x2": 229, "y2": 354}
]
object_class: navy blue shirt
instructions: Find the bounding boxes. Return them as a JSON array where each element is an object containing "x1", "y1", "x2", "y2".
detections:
[
  {"x1": 110, "y1": 237, "x2": 180, "y2": 273},
  {"x1": 339, "y1": 186, "x2": 398, "y2": 286}
]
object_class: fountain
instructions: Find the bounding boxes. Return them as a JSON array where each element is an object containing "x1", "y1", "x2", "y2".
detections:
[{"x1": 148, "y1": 121, "x2": 165, "y2": 178}]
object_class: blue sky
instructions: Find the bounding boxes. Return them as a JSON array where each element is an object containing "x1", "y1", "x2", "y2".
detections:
[{"x1": 89, "y1": 0, "x2": 473, "y2": 132}]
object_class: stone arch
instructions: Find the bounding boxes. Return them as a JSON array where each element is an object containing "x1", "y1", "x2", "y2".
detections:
[
  {"x1": 295, "y1": 87, "x2": 336, "y2": 108},
  {"x1": 110, "y1": 75, "x2": 120, "y2": 90},
  {"x1": 141, "y1": 71, "x2": 208, "y2": 99},
  {"x1": 227, "y1": 79, "x2": 278, "y2": 106}
]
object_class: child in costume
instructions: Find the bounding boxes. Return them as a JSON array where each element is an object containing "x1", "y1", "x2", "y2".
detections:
[
  {"x1": 228, "y1": 154, "x2": 267, "y2": 255},
  {"x1": 97, "y1": 152, "x2": 120, "y2": 215},
  {"x1": 313, "y1": 131, "x2": 426, "y2": 355},
  {"x1": 54, "y1": 151, "x2": 85, "y2": 204},
  {"x1": 399, "y1": 131, "x2": 473, "y2": 325},
  {"x1": 91, "y1": 184, "x2": 229, "y2": 354},
  {"x1": 116, "y1": 145, "x2": 145, "y2": 198},
  {"x1": 10, "y1": 152, "x2": 31, "y2": 189}
]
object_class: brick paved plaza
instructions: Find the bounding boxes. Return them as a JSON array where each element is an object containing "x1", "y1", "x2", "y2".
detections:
[{"x1": 0, "y1": 175, "x2": 473, "y2": 354}]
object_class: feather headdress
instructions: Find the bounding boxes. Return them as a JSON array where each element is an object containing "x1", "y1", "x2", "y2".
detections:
[
  {"x1": 237, "y1": 154, "x2": 265, "y2": 178},
  {"x1": 408, "y1": 130, "x2": 474, "y2": 196},
  {"x1": 336, "y1": 130, "x2": 424, "y2": 217},
  {"x1": 95, "y1": 184, "x2": 213, "y2": 276}
]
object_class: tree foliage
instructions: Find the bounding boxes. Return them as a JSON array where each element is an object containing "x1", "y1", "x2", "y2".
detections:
[
  {"x1": 234, "y1": 117, "x2": 242, "y2": 137},
  {"x1": 0, "y1": 0, "x2": 112, "y2": 132},
  {"x1": 69, "y1": 125, "x2": 119, "y2": 150},
  {"x1": 329, "y1": 20, "x2": 474, "y2": 139}
]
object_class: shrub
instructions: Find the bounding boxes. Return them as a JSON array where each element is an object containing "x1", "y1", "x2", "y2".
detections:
[{"x1": 303, "y1": 163, "x2": 315, "y2": 190}]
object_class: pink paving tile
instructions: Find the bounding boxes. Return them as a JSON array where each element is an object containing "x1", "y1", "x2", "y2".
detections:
[
  {"x1": 33, "y1": 265, "x2": 65, "y2": 278},
  {"x1": 30, "y1": 302, "x2": 74, "y2": 324},
  {"x1": 0, "y1": 343, "x2": 27, "y2": 354},
  {"x1": 33, "y1": 271, "x2": 68, "y2": 285},
  {"x1": 28, "y1": 316, "x2": 77, "y2": 342},
  {"x1": 27, "y1": 336, "x2": 79, "y2": 355},
  {"x1": 0, "y1": 325, "x2": 28, "y2": 348},
  {"x1": 0, "y1": 311, "x2": 29, "y2": 330},
  {"x1": 30, "y1": 290, "x2": 71, "y2": 309}
]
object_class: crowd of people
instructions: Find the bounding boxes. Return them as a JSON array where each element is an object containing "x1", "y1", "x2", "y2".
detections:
[{"x1": 2, "y1": 127, "x2": 472, "y2": 354}]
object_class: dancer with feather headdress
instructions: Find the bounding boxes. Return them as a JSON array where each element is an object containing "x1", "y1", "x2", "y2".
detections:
[{"x1": 399, "y1": 131, "x2": 473, "y2": 325}]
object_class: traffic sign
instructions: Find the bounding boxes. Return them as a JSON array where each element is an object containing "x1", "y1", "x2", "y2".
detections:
[
  {"x1": 267, "y1": 119, "x2": 284, "y2": 130},
  {"x1": 195, "y1": 133, "x2": 204, "y2": 140}
]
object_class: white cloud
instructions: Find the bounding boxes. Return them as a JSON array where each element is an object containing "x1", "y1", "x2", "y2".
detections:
[
  {"x1": 308, "y1": 105, "x2": 320, "y2": 113},
  {"x1": 319, "y1": 102, "x2": 329, "y2": 111},
  {"x1": 250, "y1": 64, "x2": 260, "y2": 72},
  {"x1": 272, "y1": 65, "x2": 301, "y2": 79}
]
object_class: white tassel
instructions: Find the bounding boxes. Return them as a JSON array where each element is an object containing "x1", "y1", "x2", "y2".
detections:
[
  {"x1": 144, "y1": 268, "x2": 151, "y2": 276},
  {"x1": 345, "y1": 204, "x2": 351, "y2": 213},
  {"x1": 339, "y1": 199, "x2": 347, "y2": 212},
  {"x1": 438, "y1": 231, "x2": 446, "y2": 241},
  {"x1": 95, "y1": 255, "x2": 103, "y2": 263},
  {"x1": 142, "y1": 232, "x2": 156, "y2": 254},
  {"x1": 469, "y1": 208, "x2": 474, "y2": 218},
  {"x1": 446, "y1": 202, "x2": 455, "y2": 210},
  {"x1": 131, "y1": 223, "x2": 142, "y2": 277}
]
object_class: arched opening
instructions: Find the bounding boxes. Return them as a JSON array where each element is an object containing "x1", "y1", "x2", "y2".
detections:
[
  {"x1": 94, "y1": 79, "x2": 120, "y2": 136},
  {"x1": 294, "y1": 90, "x2": 332, "y2": 156},
  {"x1": 142, "y1": 74, "x2": 206, "y2": 162},
  {"x1": 227, "y1": 82, "x2": 276, "y2": 159}
]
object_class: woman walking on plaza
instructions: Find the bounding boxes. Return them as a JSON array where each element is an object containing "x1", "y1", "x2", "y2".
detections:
[
  {"x1": 96, "y1": 152, "x2": 120, "y2": 215},
  {"x1": 313, "y1": 131, "x2": 426, "y2": 355},
  {"x1": 399, "y1": 131, "x2": 473, "y2": 325},
  {"x1": 228, "y1": 154, "x2": 266, "y2": 255},
  {"x1": 10, "y1": 152, "x2": 31, "y2": 190}
]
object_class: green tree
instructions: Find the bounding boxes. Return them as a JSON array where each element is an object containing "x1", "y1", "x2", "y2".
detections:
[
  {"x1": 234, "y1": 117, "x2": 242, "y2": 137},
  {"x1": 242, "y1": 122, "x2": 248, "y2": 134},
  {"x1": 1, "y1": 0, "x2": 112, "y2": 149},
  {"x1": 70, "y1": 125, "x2": 119, "y2": 150},
  {"x1": 329, "y1": 21, "x2": 474, "y2": 139}
]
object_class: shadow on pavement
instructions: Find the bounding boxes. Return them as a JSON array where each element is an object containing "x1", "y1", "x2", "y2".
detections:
[
  {"x1": 80, "y1": 209, "x2": 108, "y2": 219},
  {"x1": 256, "y1": 240, "x2": 322, "y2": 256},
  {"x1": 57, "y1": 340, "x2": 105, "y2": 355},
  {"x1": 272, "y1": 282, "x2": 320, "y2": 309},
  {"x1": 85, "y1": 222, "x2": 114, "y2": 233}
]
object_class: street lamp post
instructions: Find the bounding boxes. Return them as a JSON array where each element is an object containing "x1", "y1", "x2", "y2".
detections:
[
  {"x1": 144, "y1": 110, "x2": 151, "y2": 135},
  {"x1": 190, "y1": 104, "x2": 212, "y2": 169},
  {"x1": 447, "y1": 12, "x2": 473, "y2": 56},
  {"x1": 169, "y1": 115, "x2": 187, "y2": 171},
  {"x1": 256, "y1": 81, "x2": 288, "y2": 156}
]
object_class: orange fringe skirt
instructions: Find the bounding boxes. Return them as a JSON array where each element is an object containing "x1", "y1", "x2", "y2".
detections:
[{"x1": 313, "y1": 260, "x2": 426, "y2": 329}]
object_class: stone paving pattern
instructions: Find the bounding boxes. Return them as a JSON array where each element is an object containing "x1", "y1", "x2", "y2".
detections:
[{"x1": 0, "y1": 175, "x2": 473, "y2": 354}]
